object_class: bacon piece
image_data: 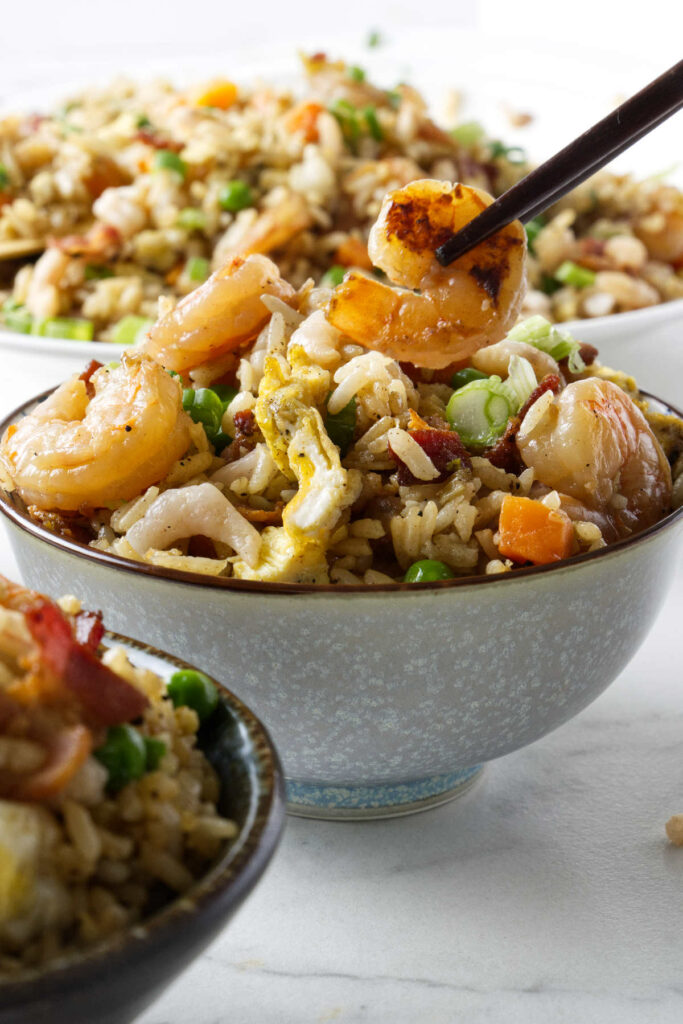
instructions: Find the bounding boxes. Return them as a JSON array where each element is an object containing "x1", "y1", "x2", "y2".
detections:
[
  {"x1": 74, "y1": 609, "x2": 104, "y2": 652},
  {"x1": 83, "y1": 155, "x2": 129, "y2": 198},
  {"x1": 487, "y1": 374, "x2": 562, "y2": 473},
  {"x1": 233, "y1": 409, "x2": 257, "y2": 438},
  {"x1": 53, "y1": 223, "x2": 121, "y2": 259},
  {"x1": 135, "y1": 129, "x2": 183, "y2": 153},
  {"x1": 390, "y1": 426, "x2": 472, "y2": 486},
  {"x1": 79, "y1": 359, "x2": 103, "y2": 398},
  {"x1": 24, "y1": 601, "x2": 148, "y2": 727}
]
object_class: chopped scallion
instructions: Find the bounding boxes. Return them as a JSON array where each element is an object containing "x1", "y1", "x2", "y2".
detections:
[
  {"x1": 363, "y1": 106, "x2": 383, "y2": 141},
  {"x1": 186, "y1": 256, "x2": 210, "y2": 282},
  {"x1": 348, "y1": 65, "x2": 366, "y2": 82},
  {"x1": 0, "y1": 164, "x2": 9, "y2": 190},
  {"x1": 136, "y1": 114, "x2": 152, "y2": 129},
  {"x1": 177, "y1": 207, "x2": 207, "y2": 231},
  {"x1": 321, "y1": 264, "x2": 347, "y2": 287},
  {"x1": 450, "y1": 367, "x2": 488, "y2": 390},
  {"x1": 507, "y1": 316, "x2": 585, "y2": 373},
  {"x1": 84, "y1": 263, "x2": 114, "y2": 281},
  {"x1": 446, "y1": 377, "x2": 514, "y2": 448},
  {"x1": 489, "y1": 140, "x2": 527, "y2": 164},
  {"x1": 112, "y1": 314, "x2": 154, "y2": 347},
  {"x1": 367, "y1": 29, "x2": 383, "y2": 47},
  {"x1": 153, "y1": 149, "x2": 187, "y2": 179},
  {"x1": 325, "y1": 396, "x2": 357, "y2": 457},
  {"x1": 524, "y1": 217, "x2": 545, "y2": 253},
  {"x1": 450, "y1": 121, "x2": 485, "y2": 147},
  {"x1": 554, "y1": 260, "x2": 596, "y2": 289},
  {"x1": 2, "y1": 301, "x2": 32, "y2": 333},
  {"x1": 33, "y1": 317, "x2": 94, "y2": 341}
]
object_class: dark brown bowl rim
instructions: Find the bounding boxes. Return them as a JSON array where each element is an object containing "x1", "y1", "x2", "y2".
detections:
[
  {"x1": 1, "y1": 387, "x2": 682, "y2": 596},
  {"x1": 0, "y1": 629, "x2": 285, "y2": 996}
]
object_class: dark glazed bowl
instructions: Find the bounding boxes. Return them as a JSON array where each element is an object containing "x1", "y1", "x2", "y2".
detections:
[{"x1": 0, "y1": 633, "x2": 286, "y2": 1024}]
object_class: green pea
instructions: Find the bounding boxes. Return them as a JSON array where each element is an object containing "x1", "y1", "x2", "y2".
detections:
[
  {"x1": 167, "y1": 669, "x2": 219, "y2": 721},
  {"x1": 219, "y1": 180, "x2": 254, "y2": 212},
  {"x1": 450, "y1": 367, "x2": 489, "y2": 391},
  {"x1": 177, "y1": 207, "x2": 207, "y2": 231},
  {"x1": 94, "y1": 724, "x2": 147, "y2": 792},
  {"x1": 211, "y1": 384, "x2": 238, "y2": 407},
  {"x1": 144, "y1": 736, "x2": 167, "y2": 771},
  {"x1": 182, "y1": 387, "x2": 224, "y2": 437},
  {"x1": 404, "y1": 559, "x2": 455, "y2": 583},
  {"x1": 153, "y1": 149, "x2": 187, "y2": 178},
  {"x1": 321, "y1": 264, "x2": 347, "y2": 287}
]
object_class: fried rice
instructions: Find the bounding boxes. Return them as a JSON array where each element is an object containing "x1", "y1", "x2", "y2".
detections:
[
  {"x1": 2, "y1": 54, "x2": 680, "y2": 342},
  {"x1": 0, "y1": 580, "x2": 237, "y2": 972}
]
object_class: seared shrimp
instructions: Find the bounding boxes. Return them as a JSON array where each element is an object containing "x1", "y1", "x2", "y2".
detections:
[
  {"x1": 0, "y1": 354, "x2": 192, "y2": 511},
  {"x1": 326, "y1": 180, "x2": 526, "y2": 369},
  {"x1": 516, "y1": 378, "x2": 672, "y2": 537},
  {"x1": 215, "y1": 191, "x2": 313, "y2": 264},
  {"x1": 141, "y1": 254, "x2": 296, "y2": 376}
]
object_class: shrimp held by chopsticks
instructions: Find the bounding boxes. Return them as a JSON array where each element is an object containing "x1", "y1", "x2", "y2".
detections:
[{"x1": 326, "y1": 179, "x2": 526, "y2": 369}]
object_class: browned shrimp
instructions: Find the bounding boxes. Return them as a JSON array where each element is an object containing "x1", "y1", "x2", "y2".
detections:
[{"x1": 326, "y1": 179, "x2": 526, "y2": 369}]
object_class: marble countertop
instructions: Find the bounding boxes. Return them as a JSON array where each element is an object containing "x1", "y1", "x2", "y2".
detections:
[{"x1": 0, "y1": 536, "x2": 681, "y2": 1023}]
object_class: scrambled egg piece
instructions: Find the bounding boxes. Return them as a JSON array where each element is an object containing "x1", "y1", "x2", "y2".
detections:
[
  {"x1": 0, "y1": 802, "x2": 66, "y2": 947},
  {"x1": 232, "y1": 346, "x2": 361, "y2": 583}
]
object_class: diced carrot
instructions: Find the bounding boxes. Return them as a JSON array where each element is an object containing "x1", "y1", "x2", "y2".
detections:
[
  {"x1": 498, "y1": 494, "x2": 574, "y2": 565},
  {"x1": 284, "y1": 101, "x2": 324, "y2": 142},
  {"x1": 195, "y1": 80, "x2": 238, "y2": 110},
  {"x1": 334, "y1": 236, "x2": 373, "y2": 270}
]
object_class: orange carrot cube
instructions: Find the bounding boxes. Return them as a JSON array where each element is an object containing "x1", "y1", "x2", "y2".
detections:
[{"x1": 498, "y1": 494, "x2": 574, "y2": 565}]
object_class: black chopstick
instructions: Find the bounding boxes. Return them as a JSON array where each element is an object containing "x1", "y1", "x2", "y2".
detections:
[{"x1": 435, "y1": 59, "x2": 683, "y2": 267}]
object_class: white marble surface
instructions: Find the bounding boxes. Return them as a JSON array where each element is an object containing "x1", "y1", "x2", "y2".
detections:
[{"x1": 1, "y1": 6, "x2": 683, "y2": 1019}]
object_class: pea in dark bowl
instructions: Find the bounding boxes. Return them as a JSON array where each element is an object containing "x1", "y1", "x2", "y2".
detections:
[{"x1": 0, "y1": 632, "x2": 286, "y2": 1024}]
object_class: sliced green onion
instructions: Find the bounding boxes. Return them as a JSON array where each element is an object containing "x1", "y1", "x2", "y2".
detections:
[
  {"x1": 33, "y1": 317, "x2": 94, "y2": 341},
  {"x1": 136, "y1": 114, "x2": 152, "y2": 129},
  {"x1": 0, "y1": 164, "x2": 9, "y2": 190},
  {"x1": 211, "y1": 430, "x2": 232, "y2": 454},
  {"x1": 502, "y1": 354, "x2": 537, "y2": 409},
  {"x1": 450, "y1": 121, "x2": 485, "y2": 147},
  {"x1": 524, "y1": 217, "x2": 545, "y2": 253},
  {"x1": 446, "y1": 376, "x2": 514, "y2": 448},
  {"x1": 404, "y1": 559, "x2": 455, "y2": 583},
  {"x1": 325, "y1": 396, "x2": 357, "y2": 457},
  {"x1": 450, "y1": 367, "x2": 488, "y2": 390},
  {"x1": 218, "y1": 180, "x2": 254, "y2": 212},
  {"x1": 489, "y1": 140, "x2": 527, "y2": 164},
  {"x1": 329, "y1": 99, "x2": 360, "y2": 150},
  {"x1": 144, "y1": 736, "x2": 167, "y2": 771},
  {"x1": 507, "y1": 315, "x2": 585, "y2": 373},
  {"x1": 348, "y1": 65, "x2": 366, "y2": 82},
  {"x1": 363, "y1": 106, "x2": 383, "y2": 142},
  {"x1": 153, "y1": 149, "x2": 187, "y2": 179},
  {"x1": 84, "y1": 263, "x2": 114, "y2": 280},
  {"x1": 94, "y1": 724, "x2": 147, "y2": 793},
  {"x1": 186, "y1": 256, "x2": 210, "y2": 282},
  {"x1": 167, "y1": 669, "x2": 219, "y2": 722},
  {"x1": 177, "y1": 207, "x2": 207, "y2": 231},
  {"x1": 539, "y1": 273, "x2": 562, "y2": 296},
  {"x1": 367, "y1": 29, "x2": 383, "y2": 47},
  {"x1": 182, "y1": 387, "x2": 224, "y2": 437},
  {"x1": 2, "y1": 299, "x2": 33, "y2": 333},
  {"x1": 321, "y1": 264, "x2": 347, "y2": 287},
  {"x1": 386, "y1": 89, "x2": 402, "y2": 109},
  {"x1": 554, "y1": 260, "x2": 596, "y2": 289},
  {"x1": 112, "y1": 314, "x2": 154, "y2": 347}
]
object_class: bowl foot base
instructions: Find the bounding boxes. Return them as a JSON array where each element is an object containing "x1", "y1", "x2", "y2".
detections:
[{"x1": 285, "y1": 765, "x2": 484, "y2": 821}]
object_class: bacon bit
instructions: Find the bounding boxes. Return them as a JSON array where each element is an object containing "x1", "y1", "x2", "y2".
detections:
[
  {"x1": 233, "y1": 409, "x2": 257, "y2": 438},
  {"x1": 284, "y1": 101, "x2": 324, "y2": 142},
  {"x1": 134, "y1": 128, "x2": 184, "y2": 153},
  {"x1": 83, "y1": 155, "x2": 130, "y2": 199},
  {"x1": 417, "y1": 118, "x2": 456, "y2": 146},
  {"x1": 14, "y1": 725, "x2": 92, "y2": 802},
  {"x1": 53, "y1": 223, "x2": 121, "y2": 259},
  {"x1": 390, "y1": 421, "x2": 472, "y2": 485},
  {"x1": 79, "y1": 359, "x2": 103, "y2": 398},
  {"x1": 578, "y1": 342, "x2": 598, "y2": 366},
  {"x1": 26, "y1": 506, "x2": 95, "y2": 544},
  {"x1": 487, "y1": 373, "x2": 562, "y2": 473},
  {"x1": 22, "y1": 601, "x2": 148, "y2": 727},
  {"x1": 74, "y1": 609, "x2": 104, "y2": 652},
  {"x1": 334, "y1": 236, "x2": 373, "y2": 270},
  {"x1": 235, "y1": 503, "x2": 284, "y2": 526}
]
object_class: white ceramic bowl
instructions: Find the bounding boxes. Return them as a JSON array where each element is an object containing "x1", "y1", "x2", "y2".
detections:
[{"x1": 1, "y1": 395, "x2": 681, "y2": 820}]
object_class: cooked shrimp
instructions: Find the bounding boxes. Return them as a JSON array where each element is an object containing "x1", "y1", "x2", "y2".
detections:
[
  {"x1": 516, "y1": 378, "x2": 672, "y2": 538},
  {"x1": 472, "y1": 338, "x2": 560, "y2": 382},
  {"x1": 215, "y1": 191, "x2": 313, "y2": 264},
  {"x1": 0, "y1": 354, "x2": 192, "y2": 511},
  {"x1": 326, "y1": 180, "x2": 526, "y2": 369},
  {"x1": 141, "y1": 254, "x2": 296, "y2": 376}
]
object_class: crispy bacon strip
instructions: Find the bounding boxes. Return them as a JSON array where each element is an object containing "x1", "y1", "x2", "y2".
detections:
[
  {"x1": 24, "y1": 601, "x2": 148, "y2": 726},
  {"x1": 390, "y1": 418, "x2": 472, "y2": 486}
]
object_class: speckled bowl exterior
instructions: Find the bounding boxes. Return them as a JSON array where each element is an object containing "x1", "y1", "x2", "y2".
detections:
[
  {"x1": 0, "y1": 633, "x2": 285, "y2": 1024},
  {"x1": 1, "y1": 484, "x2": 681, "y2": 819}
]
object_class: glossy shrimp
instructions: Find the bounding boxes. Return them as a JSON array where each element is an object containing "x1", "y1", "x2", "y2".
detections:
[
  {"x1": 516, "y1": 378, "x2": 672, "y2": 538},
  {"x1": 0, "y1": 354, "x2": 192, "y2": 511},
  {"x1": 326, "y1": 179, "x2": 526, "y2": 369},
  {"x1": 141, "y1": 254, "x2": 296, "y2": 376}
]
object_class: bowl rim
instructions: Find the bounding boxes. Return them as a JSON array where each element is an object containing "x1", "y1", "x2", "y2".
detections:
[
  {"x1": 2, "y1": 296, "x2": 683, "y2": 360},
  {"x1": 0, "y1": 629, "x2": 286, "y2": 1000},
  {"x1": 0, "y1": 387, "x2": 681, "y2": 596}
]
